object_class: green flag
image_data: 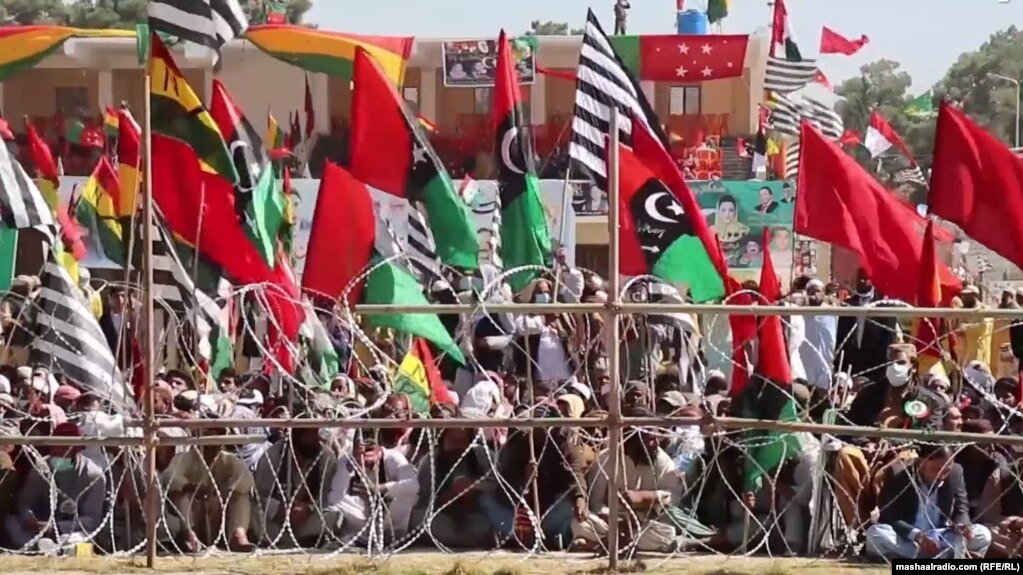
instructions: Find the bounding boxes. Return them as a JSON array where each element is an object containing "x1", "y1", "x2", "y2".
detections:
[
  {"x1": 707, "y1": 0, "x2": 730, "y2": 23},
  {"x1": 492, "y1": 32, "x2": 553, "y2": 291},
  {"x1": 904, "y1": 92, "x2": 936, "y2": 119},
  {"x1": 363, "y1": 256, "x2": 465, "y2": 363},
  {"x1": 0, "y1": 228, "x2": 17, "y2": 291}
]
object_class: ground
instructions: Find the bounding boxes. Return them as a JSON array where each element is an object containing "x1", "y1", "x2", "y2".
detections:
[{"x1": 0, "y1": 553, "x2": 890, "y2": 575}]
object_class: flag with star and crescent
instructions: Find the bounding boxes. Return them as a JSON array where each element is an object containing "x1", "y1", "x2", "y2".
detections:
[
  {"x1": 492, "y1": 29, "x2": 553, "y2": 291},
  {"x1": 349, "y1": 47, "x2": 479, "y2": 273},
  {"x1": 616, "y1": 140, "x2": 725, "y2": 301},
  {"x1": 209, "y1": 78, "x2": 285, "y2": 269}
]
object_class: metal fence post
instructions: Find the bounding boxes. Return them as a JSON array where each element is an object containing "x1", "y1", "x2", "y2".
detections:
[
  {"x1": 142, "y1": 72, "x2": 159, "y2": 569},
  {"x1": 605, "y1": 106, "x2": 623, "y2": 572}
]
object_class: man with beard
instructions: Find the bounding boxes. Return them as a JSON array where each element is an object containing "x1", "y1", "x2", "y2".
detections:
[
  {"x1": 572, "y1": 407, "x2": 708, "y2": 552},
  {"x1": 254, "y1": 408, "x2": 339, "y2": 547},
  {"x1": 834, "y1": 270, "x2": 897, "y2": 382},
  {"x1": 800, "y1": 279, "x2": 838, "y2": 390}
]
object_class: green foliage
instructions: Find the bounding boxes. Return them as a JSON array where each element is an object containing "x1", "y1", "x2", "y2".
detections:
[
  {"x1": 0, "y1": 0, "x2": 312, "y2": 27},
  {"x1": 526, "y1": 20, "x2": 584, "y2": 36},
  {"x1": 935, "y1": 26, "x2": 1023, "y2": 147},
  {"x1": 835, "y1": 27, "x2": 1022, "y2": 203},
  {"x1": 0, "y1": 0, "x2": 68, "y2": 24}
]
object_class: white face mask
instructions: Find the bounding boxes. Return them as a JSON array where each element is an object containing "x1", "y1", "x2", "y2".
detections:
[{"x1": 886, "y1": 363, "x2": 912, "y2": 387}]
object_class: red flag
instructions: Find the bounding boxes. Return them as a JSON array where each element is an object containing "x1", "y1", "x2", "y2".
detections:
[
  {"x1": 755, "y1": 227, "x2": 792, "y2": 384},
  {"x1": 302, "y1": 162, "x2": 375, "y2": 305},
  {"x1": 819, "y1": 27, "x2": 869, "y2": 55},
  {"x1": 796, "y1": 121, "x2": 960, "y2": 303},
  {"x1": 813, "y1": 69, "x2": 832, "y2": 90},
  {"x1": 726, "y1": 275, "x2": 757, "y2": 398},
  {"x1": 930, "y1": 102, "x2": 1023, "y2": 272},
  {"x1": 25, "y1": 118, "x2": 59, "y2": 185},
  {"x1": 634, "y1": 35, "x2": 749, "y2": 82},
  {"x1": 536, "y1": 65, "x2": 577, "y2": 83},
  {"x1": 304, "y1": 76, "x2": 315, "y2": 140},
  {"x1": 913, "y1": 219, "x2": 945, "y2": 359},
  {"x1": 839, "y1": 129, "x2": 862, "y2": 148}
]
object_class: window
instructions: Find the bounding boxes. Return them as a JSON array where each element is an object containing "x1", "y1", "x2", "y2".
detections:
[
  {"x1": 669, "y1": 86, "x2": 701, "y2": 115},
  {"x1": 55, "y1": 87, "x2": 89, "y2": 119},
  {"x1": 403, "y1": 87, "x2": 419, "y2": 111},
  {"x1": 473, "y1": 87, "x2": 491, "y2": 114}
]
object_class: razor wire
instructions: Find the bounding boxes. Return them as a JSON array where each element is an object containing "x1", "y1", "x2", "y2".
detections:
[{"x1": 0, "y1": 266, "x2": 1021, "y2": 566}]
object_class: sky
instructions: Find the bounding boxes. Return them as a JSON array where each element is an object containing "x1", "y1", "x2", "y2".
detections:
[{"x1": 309, "y1": 0, "x2": 1021, "y2": 91}]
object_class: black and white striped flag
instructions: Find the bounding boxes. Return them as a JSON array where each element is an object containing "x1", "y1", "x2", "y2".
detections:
[
  {"x1": 767, "y1": 91, "x2": 802, "y2": 136},
  {"x1": 765, "y1": 55, "x2": 818, "y2": 94},
  {"x1": 769, "y1": 92, "x2": 843, "y2": 180},
  {"x1": 404, "y1": 204, "x2": 442, "y2": 281},
  {"x1": 0, "y1": 135, "x2": 57, "y2": 246},
  {"x1": 785, "y1": 142, "x2": 801, "y2": 181},
  {"x1": 893, "y1": 165, "x2": 928, "y2": 187},
  {"x1": 802, "y1": 97, "x2": 844, "y2": 140},
  {"x1": 32, "y1": 257, "x2": 127, "y2": 409},
  {"x1": 148, "y1": 0, "x2": 248, "y2": 60},
  {"x1": 569, "y1": 9, "x2": 664, "y2": 188}
]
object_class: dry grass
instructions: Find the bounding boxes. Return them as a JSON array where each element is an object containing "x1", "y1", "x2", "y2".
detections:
[{"x1": 0, "y1": 553, "x2": 891, "y2": 575}]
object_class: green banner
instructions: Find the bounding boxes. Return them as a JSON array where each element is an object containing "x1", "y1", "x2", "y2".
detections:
[
  {"x1": 693, "y1": 180, "x2": 796, "y2": 284},
  {"x1": 0, "y1": 228, "x2": 18, "y2": 291}
]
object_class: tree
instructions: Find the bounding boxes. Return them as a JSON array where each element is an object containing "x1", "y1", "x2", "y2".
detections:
[
  {"x1": 526, "y1": 20, "x2": 583, "y2": 36},
  {"x1": 0, "y1": 0, "x2": 312, "y2": 28},
  {"x1": 0, "y1": 0, "x2": 70, "y2": 24},
  {"x1": 934, "y1": 26, "x2": 1023, "y2": 147}
]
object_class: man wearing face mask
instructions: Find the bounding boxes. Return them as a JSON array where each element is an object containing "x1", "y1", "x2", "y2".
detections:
[
  {"x1": 800, "y1": 279, "x2": 838, "y2": 390},
  {"x1": 834, "y1": 270, "x2": 897, "y2": 383},
  {"x1": 833, "y1": 345, "x2": 923, "y2": 530},
  {"x1": 8, "y1": 422, "x2": 105, "y2": 550}
]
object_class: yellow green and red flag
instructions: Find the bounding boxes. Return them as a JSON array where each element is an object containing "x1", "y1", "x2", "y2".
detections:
[
  {"x1": 0, "y1": 27, "x2": 135, "y2": 82},
  {"x1": 245, "y1": 24, "x2": 413, "y2": 85},
  {"x1": 76, "y1": 156, "x2": 125, "y2": 265},
  {"x1": 103, "y1": 106, "x2": 119, "y2": 137}
]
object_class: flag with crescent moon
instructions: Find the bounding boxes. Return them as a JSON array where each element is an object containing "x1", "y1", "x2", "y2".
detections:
[
  {"x1": 491, "y1": 30, "x2": 552, "y2": 291},
  {"x1": 615, "y1": 142, "x2": 725, "y2": 302},
  {"x1": 209, "y1": 78, "x2": 286, "y2": 269}
]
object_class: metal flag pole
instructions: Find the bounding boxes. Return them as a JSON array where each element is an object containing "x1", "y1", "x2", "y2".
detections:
[
  {"x1": 605, "y1": 106, "x2": 623, "y2": 571},
  {"x1": 141, "y1": 71, "x2": 159, "y2": 568}
]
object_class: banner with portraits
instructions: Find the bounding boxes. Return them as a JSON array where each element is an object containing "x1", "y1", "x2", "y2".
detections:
[
  {"x1": 691, "y1": 180, "x2": 799, "y2": 286},
  {"x1": 441, "y1": 37, "x2": 537, "y2": 88}
]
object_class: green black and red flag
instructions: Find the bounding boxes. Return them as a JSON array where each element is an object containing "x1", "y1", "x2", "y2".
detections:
[{"x1": 491, "y1": 29, "x2": 552, "y2": 290}]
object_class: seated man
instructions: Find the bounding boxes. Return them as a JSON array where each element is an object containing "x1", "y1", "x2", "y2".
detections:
[
  {"x1": 164, "y1": 417, "x2": 256, "y2": 552},
  {"x1": 255, "y1": 421, "x2": 339, "y2": 547},
  {"x1": 572, "y1": 411, "x2": 698, "y2": 552},
  {"x1": 866, "y1": 444, "x2": 992, "y2": 560},
  {"x1": 6, "y1": 422, "x2": 105, "y2": 551},
  {"x1": 329, "y1": 431, "x2": 419, "y2": 546}
]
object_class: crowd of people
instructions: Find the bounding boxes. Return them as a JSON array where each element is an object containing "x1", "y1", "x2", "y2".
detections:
[{"x1": 0, "y1": 259, "x2": 1021, "y2": 562}]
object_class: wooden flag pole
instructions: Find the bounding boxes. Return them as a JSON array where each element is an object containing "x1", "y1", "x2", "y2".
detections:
[{"x1": 141, "y1": 71, "x2": 159, "y2": 569}]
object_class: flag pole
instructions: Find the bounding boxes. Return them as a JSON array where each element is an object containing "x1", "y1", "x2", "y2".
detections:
[
  {"x1": 605, "y1": 106, "x2": 623, "y2": 571},
  {"x1": 141, "y1": 71, "x2": 159, "y2": 568}
]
